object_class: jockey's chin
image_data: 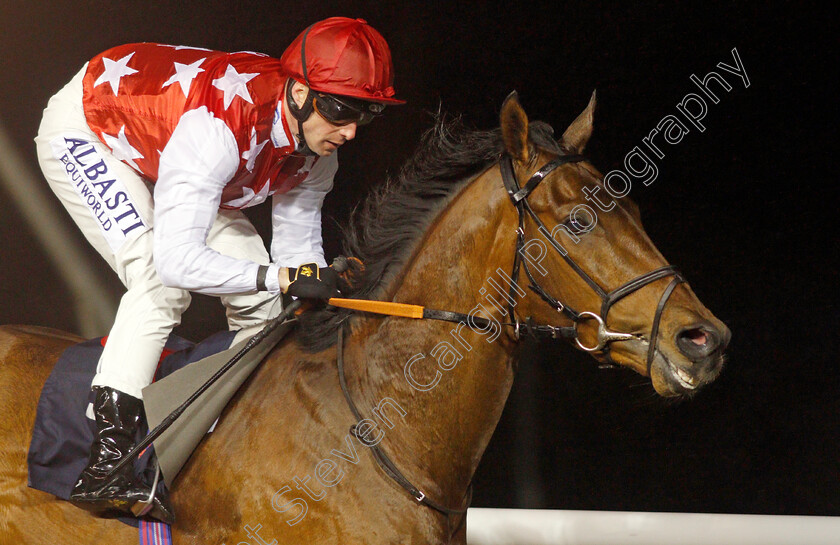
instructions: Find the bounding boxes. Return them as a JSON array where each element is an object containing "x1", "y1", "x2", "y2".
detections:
[{"x1": 302, "y1": 114, "x2": 357, "y2": 156}]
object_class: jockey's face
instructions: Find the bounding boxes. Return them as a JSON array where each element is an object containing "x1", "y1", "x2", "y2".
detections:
[
  {"x1": 302, "y1": 107, "x2": 358, "y2": 156},
  {"x1": 287, "y1": 82, "x2": 359, "y2": 156}
]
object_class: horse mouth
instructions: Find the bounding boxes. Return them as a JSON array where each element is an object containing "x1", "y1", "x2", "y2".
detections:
[
  {"x1": 624, "y1": 335, "x2": 722, "y2": 397},
  {"x1": 651, "y1": 347, "x2": 724, "y2": 397},
  {"x1": 665, "y1": 355, "x2": 702, "y2": 392}
]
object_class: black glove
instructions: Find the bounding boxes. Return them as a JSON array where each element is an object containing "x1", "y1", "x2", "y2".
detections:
[{"x1": 286, "y1": 263, "x2": 340, "y2": 300}]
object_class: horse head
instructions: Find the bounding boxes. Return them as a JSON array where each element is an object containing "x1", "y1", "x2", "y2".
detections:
[{"x1": 498, "y1": 91, "x2": 730, "y2": 397}]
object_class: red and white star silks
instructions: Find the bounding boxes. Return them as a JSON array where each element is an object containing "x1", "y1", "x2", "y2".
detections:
[{"x1": 83, "y1": 42, "x2": 318, "y2": 209}]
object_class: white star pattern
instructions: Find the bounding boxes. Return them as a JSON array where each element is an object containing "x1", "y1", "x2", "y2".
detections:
[
  {"x1": 93, "y1": 52, "x2": 139, "y2": 96},
  {"x1": 223, "y1": 181, "x2": 271, "y2": 208},
  {"x1": 162, "y1": 58, "x2": 206, "y2": 98},
  {"x1": 241, "y1": 128, "x2": 268, "y2": 172},
  {"x1": 212, "y1": 64, "x2": 258, "y2": 109},
  {"x1": 101, "y1": 126, "x2": 144, "y2": 170}
]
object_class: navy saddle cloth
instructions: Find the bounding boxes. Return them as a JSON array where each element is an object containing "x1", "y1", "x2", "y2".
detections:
[{"x1": 26, "y1": 330, "x2": 236, "y2": 500}]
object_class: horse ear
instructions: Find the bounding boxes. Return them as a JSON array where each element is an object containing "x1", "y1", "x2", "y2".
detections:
[
  {"x1": 561, "y1": 90, "x2": 597, "y2": 153},
  {"x1": 500, "y1": 91, "x2": 531, "y2": 164}
]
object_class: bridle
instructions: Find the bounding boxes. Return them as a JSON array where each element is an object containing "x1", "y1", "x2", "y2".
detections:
[
  {"x1": 499, "y1": 152, "x2": 685, "y2": 376},
  {"x1": 334, "y1": 151, "x2": 687, "y2": 538}
]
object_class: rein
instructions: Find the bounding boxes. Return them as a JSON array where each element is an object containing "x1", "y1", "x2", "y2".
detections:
[{"x1": 333, "y1": 152, "x2": 689, "y2": 532}]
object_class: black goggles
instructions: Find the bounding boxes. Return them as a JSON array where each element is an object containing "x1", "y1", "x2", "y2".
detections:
[{"x1": 312, "y1": 92, "x2": 385, "y2": 126}]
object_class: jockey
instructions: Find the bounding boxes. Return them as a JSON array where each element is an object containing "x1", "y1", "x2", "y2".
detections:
[{"x1": 34, "y1": 17, "x2": 403, "y2": 522}]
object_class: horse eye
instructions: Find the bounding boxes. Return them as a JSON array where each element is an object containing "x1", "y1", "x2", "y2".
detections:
[
  {"x1": 564, "y1": 217, "x2": 581, "y2": 230},
  {"x1": 564, "y1": 215, "x2": 593, "y2": 235}
]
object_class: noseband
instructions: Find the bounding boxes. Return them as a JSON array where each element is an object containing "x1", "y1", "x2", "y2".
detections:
[{"x1": 499, "y1": 153, "x2": 685, "y2": 375}]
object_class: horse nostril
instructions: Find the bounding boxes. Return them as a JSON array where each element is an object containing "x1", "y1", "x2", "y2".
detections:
[
  {"x1": 676, "y1": 325, "x2": 719, "y2": 359},
  {"x1": 685, "y1": 329, "x2": 708, "y2": 346}
]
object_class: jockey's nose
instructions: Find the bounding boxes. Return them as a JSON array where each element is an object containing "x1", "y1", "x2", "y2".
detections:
[{"x1": 339, "y1": 122, "x2": 358, "y2": 141}]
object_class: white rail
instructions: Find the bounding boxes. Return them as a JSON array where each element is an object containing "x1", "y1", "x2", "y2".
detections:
[{"x1": 466, "y1": 508, "x2": 839, "y2": 545}]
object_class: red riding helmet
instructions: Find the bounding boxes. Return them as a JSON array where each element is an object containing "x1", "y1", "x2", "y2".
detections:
[{"x1": 280, "y1": 17, "x2": 405, "y2": 104}]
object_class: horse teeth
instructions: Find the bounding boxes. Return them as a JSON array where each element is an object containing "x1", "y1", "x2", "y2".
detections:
[{"x1": 674, "y1": 366, "x2": 697, "y2": 389}]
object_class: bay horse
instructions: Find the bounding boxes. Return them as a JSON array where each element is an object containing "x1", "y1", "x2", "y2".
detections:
[{"x1": 0, "y1": 93, "x2": 729, "y2": 544}]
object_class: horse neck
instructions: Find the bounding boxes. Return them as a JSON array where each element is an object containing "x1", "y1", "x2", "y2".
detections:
[{"x1": 345, "y1": 167, "x2": 520, "y2": 506}]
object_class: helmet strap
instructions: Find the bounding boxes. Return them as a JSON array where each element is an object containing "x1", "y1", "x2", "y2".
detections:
[{"x1": 285, "y1": 79, "x2": 317, "y2": 156}]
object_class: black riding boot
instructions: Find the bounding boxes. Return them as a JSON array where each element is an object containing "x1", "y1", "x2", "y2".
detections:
[{"x1": 70, "y1": 386, "x2": 174, "y2": 523}]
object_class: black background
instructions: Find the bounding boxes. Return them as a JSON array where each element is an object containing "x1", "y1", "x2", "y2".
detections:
[{"x1": 0, "y1": 1, "x2": 835, "y2": 516}]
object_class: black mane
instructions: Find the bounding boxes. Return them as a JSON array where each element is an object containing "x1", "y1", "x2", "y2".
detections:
[{"x1": 296, "y1": 114, "x2": 564, "y2": 352}]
